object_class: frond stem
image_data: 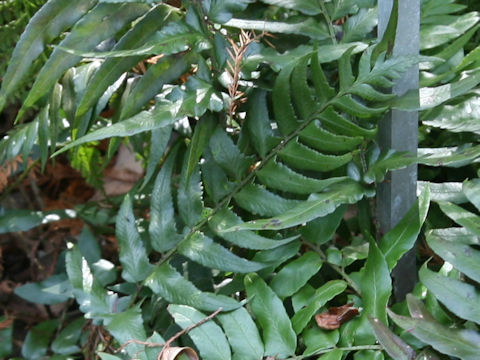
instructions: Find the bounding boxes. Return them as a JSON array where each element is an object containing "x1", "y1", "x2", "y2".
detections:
[{"x1": 318, "y1": 0, "x2": 337, "y2": 45}]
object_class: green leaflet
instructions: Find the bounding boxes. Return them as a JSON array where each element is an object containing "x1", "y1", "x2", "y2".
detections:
[
  {"x1": 145, "y1": 262, "x2": 239, "y2": 312},
  {"x1": 361, "y1": 237, "x2": 392, "y2": 326},
  {"x1": 185, "y1": 115, "x2": 216, "y2": 183},
  {"x1": 258, "y1": 0, "x2": 320, "y2": 15},
  {"x1": 245, "y1": 273, "x2": 297, "y2": 358},
  {"x1": 209, "y1": 208, "x2": 299, "y2": 250},
  {"x1": 53, "y1": 100, "x2": 180, "y2": 156},
  {"x1": 388, "y1": 308, "x2": 480, "y2": 360},
  {"x1": 0, "y1": 0, "x2": 97, "y2": 112},
  {"x1": 223, "y1": 182, "x2": 365, "y2": 231},
  {"x1": 438, "y1": 201, "x2": 480, "y2": 237},
  {"x1": 257, "y1": 159, "x2": 348, "y2": 195},
  {"x1": 14, "y1": 275, "x2": 71, "y2": 305},
  {"x1": 273, "y1": 62, "x2": 299, "y2": 135},
  {"x1": 342, "y1": 8, "x2": 378, "y2": 43},
  {"x1": 291, "y1": 55, "x2": 317, "y2": 119},
  {"x1": 301, "y1": 205, "x2": 347, "y2": 245},
  {"x1": 319, "y1": 107, "x2": 377, "y2": 139},
  {"x1": 116, "y1": 194, "x2": 152, "y2": 283},
  {"x1": 75, "y1": 4, "x2": 180, "y2": 119},
  {"x1": 302, "y1": 328, "x2": 340, "y2": 357},
  {"x1": 51, "y1": 318, "x2": 84, "y2": 355},
  {"x1": 149, "y1": 147, "x2": 181, "y2": 252},
  {"x1": 299, "y1": 122, "x2": 363, "y2": 153},
  {"x1": 427, "y1": 227, "x2": 479, "y2": 246},
  {"x1": 368, "y1": 317, "x2": 416, "y2": 360},
  {"x1": 463, "y1": 178, "x2": 480, "y2": 211},
  {"x1": 178, "y1": 232, "x2": 265, "y2": 273},
  {"x1": 103, "y1": 307, "x2": 147, "y2": 358},
  {"x1": 0, "y1": 209, "x2": 76, "y2": 234},
  {"x1": 417, "y1": 181, "x2": 466, "y2": 204},
  {"x1": 178, "y1": 155, "x2": 204, "y2": 227},
  {"x1": 426, "y1": 231, "x2": 480, "y2": 283},
  {"x1": 380, "y1": 184, "x2": 430, "y2": 271},
  {"x1": 332, "y1": 95, "x2": 387, "y2": 118},
  {"x1": 270, "y1": 252, "x2": 323, "y2": 299},
  {"x1": 311, "y1": 51, "x2": 335, "y2": 103},
  {"x1": 18, "y1": 3, "x2": 149, "y2": 118},
  {"x1": 21, "y1": 320, "x2": 58, "y2": 360},
  {"x1": 419, "y1": 264, "x2": 480, "y2": 324},
  {"x1": 245, "y1": 89, "x2": 280, "y2": 158},
  {"x1": 143, "y1": 126, "x2": 172, "y2": 188},
  {"x1": 291, "y1": 280, "x2": 347, "y2": 334},
  {"x1": 224, "y1": 17, "x2": 329, "y2": 40},
  {"x1": 279, "y1": 139, "x2": 353, "y2": 172},
  {"x1": 234, "y1": 183, "x2": 301, "y2": 217},
  {"x1": 120, "y1": 52, "x2": 194, "y2": 120},
  {"x1": 419, "y1": 144, "x2": 480, "y2": 168},
  {"x1": 217, "y1": 307, "x2": 264, "y2": 360},
  {"x1": 65, "y1": 247, "x2": 114, "y2": 317},
  {"x1": 168, "y1": 305, "x2": 231, "y2": 360},
  {"x1": 209, "y1": 126, "x2": 254, "y2": 180}
]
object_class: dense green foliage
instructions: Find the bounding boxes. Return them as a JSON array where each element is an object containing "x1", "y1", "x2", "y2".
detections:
[{"x1": 1, "y1": 0, "x2": 480, "y2": 359}]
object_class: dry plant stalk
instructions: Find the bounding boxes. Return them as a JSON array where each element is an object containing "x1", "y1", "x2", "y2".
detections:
[
  {"x1": 0, "y1": 155, "x2": 27, "y2": 192},
  {"x1": 226, "y1": 29, "x2": 259, "y2": 122}
]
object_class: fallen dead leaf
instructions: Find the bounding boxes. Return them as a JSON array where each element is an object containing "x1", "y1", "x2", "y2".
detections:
[{"x1": 315, "y1": 303, "x2": 359, "y2": 330}]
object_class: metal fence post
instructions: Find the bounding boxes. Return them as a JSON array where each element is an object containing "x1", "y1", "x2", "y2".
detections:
[{"x1": 377, "y1": 0, "x2": 420, "y2": 300}]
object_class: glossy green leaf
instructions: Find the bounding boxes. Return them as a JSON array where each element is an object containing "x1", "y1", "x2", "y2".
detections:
[
  {"x1": 178, "y1": 232, "x2": 265, "y2": 273},
  {"x1": 209, "y1": 208, "x2": 299, "y2": 250},
  {"x1": 208, "y1": 0, "x2": 254, "y2": 23},
  {"x1": 51, "y1": 318, "x2": 84, "y2": 355},
  {"x1": 427, "y1": 227, "x2": 479, "y2": 246},
  {"x1": 217, "y1": 307, "x2": 264, "y2": 360},
  {"x1": 14, "y1": 274, "x2": 71, "y2": 305},
  {"x1": 54, "y1": 105, "x2": 177, "y2": 156},
  {"x1": 244, "y1": 273, "x2": 297, "y2": 358},
  {"x1": 420, "y1": 12, "x2": 480, "y2": 50},
  {"x1": 317, "y1": 349, "x2": 344, "y2": 360},
  {"x1": 116, "y1": 194, "x2": 152, "y2": 283},
  {"x1": 419, "y1": 144, "x2": 480, "y2": 168},
  {"x1": 380, "y1": 184, "x2": 430, "y2": 271},
  {"x1": 145, "y1": 262, "x2": 239, "y2": 311},
  {"x1": 149, "y1": 147, "x2": 181, "y2": 252},
  {"x1": 258, "y1": 0, "x2": 320, "y2": 15},
  {"x1": 279, "y1": 139, "x2": 353, "y2": 172},
  {"x1": 201, "y1": 147, "x2": 235, "y2": 202},
  {"x1": 394, "y1": 69, "x2": 480, "y2": 111},
  {"x1": 178, "y1": 157, "x2": 204, "y2": 227},
  {"x1": 426, "y1": 231, "x2": 480, "y2": 283},
  {"x1": 98, "y1": 353, "x2": 123, "y2": 360},
  {"x1": 418, "y1": 181, "x2": 467, "y2": 204},
  {"x1": 245, "y1": 89, "x2": 279, "y2": 158},
  {"x1": 234, "y1": 183, "x2": 301, "y2": 217},
  {"x1": 291, "y1": 280, "x2": 347, "y2": 334},
  {"x1": 311, "y1": 52, "x2": 335, "y2": 102},
  {"x1": 463, "y1": 178, "x2": 480, "y2": 211},
  {"x1": 302, "y1": 328, "x2": 340, "y2": 357},
  {"x1": 103, "y1": 306, "x2": 147, "y2": 358},
  {"x1": 342, "y1": 8, "x2": 378, "y2": 43},
  {"x1": 168, "y1": 305, "x2": 231, "y2": 360},
  {"x1": 362, "y1": 238, "x2": 392, "y2": 326},
  {"x1": 75, "y1": 4, "x2": 179, "y2": 118},
  {"x1": 0, "y1": 209, "x2": 76, "y2": 234},
  {"x1": 19, "y1": 3, "x2": 149, "y2": 116},
  {"x1": 225, "y1": 17, "x2": 329, "y2": 40},
  {"x1": 270, "y1": 252, "x2": 322, "y2": 298},
  {"x1": 388, "y1": 309, "x2": 480, "y2": 360},
  {"x1": 257, "y1": 159, "x2": 348, "y2": 195},
  {"x1": 368, "y1": 317, "x2": 416, "y2": 360},
  {"x1": 438, "y1": 201, "x2": 480, "y2": 237},
  {"x1": 223, "y1": 182, "x2": 365, "y2": 231},
  {"x1": 209, "y1": 126, "x2": 253, "y2": 180},
  {"x1": 419, "y1": 264, "x2": 480, "y2": 324},
  {"x1": 21, "y1": 320, "x2": 58, "y2": 360},
  {"x1": 0, "y1": 0, "x2": 97, "y2": 112},
  {"x1": 291, "y1": 55, "x2": 317, "y2": 119}
]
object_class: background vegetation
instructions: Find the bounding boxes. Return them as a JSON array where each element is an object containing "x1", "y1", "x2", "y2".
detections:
[{"x1": 0, "y1": 0, "x2": 480, "y2": 359}]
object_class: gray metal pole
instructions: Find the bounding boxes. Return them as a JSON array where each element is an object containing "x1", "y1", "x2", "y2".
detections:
[{"x1": 377, "y1": 0, "x2": 420, "y2": 300}]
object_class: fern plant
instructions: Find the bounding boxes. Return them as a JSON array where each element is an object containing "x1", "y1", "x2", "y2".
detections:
[{"x1": 1, "y1": 0, "x2": 480, "y2": 359}]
